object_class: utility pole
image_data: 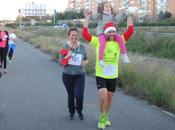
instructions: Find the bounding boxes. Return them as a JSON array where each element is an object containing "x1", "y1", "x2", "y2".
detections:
[
  {"x1": 54, "y1": 9, "x2": 56, "y2": 25},
  {"x1": 18, "y1": 9, "x2": 22, "y2": 27}
]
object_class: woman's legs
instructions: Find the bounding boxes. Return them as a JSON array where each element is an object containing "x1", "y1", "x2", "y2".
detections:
[
  {"x1": 116, "y1": 38, "x2": 127, "y2": 54},
  {"x1": 3, "y1": 47, "x2": 8, "y2": 71},
  {"x1": 8, "y1": 48, "x2": 13, "y2": 61},
  {"x1": 98, "y1": 34, "x2": 107, "y2": 61},
  {"x1": 62, "y1": 73, "x2": 85, "y2": 120},
  {"x1": 0, "y1": 47, "x2": 8, "y2": 73},
  {"x1": 62, "y1": 73, "x2": 75, "y2": 115},
  {"x1": 115, "y1": 35, "x2": 130, "y2": 63},
  {"x1": 74, "y1": 74, "x2": 85, "y2": 114},
  {"x1": 0, "y1": 48, "x2": 3, "y2": 68}
]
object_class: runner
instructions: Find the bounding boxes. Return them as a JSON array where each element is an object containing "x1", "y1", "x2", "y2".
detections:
[
  {"x1": 0, "y1": 26, "x2": 9, "y2": 74},
  {"x1": 8, "y1": 30, "x2": 17, "y2": 63},
  {"x1": 59, "y1": 27, "x2": 88, "y2": 120},
  {"x1": 82, "y1": 12, "x2": 135, "y2": 129}
]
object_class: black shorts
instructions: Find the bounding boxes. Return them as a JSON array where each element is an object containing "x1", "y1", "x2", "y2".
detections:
[{"x1": 96, "y1": 76, "x2": 117, "y2": 92}]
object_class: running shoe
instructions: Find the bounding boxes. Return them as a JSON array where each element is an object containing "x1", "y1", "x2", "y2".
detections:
[
  {"x1": 78, "y1": 112, "x2": 84, "y2": 120},
  {"x1": 104, "y1": 114, "x2": 111, "y2": 127},
  {"x1": 97, "y1": 114, "x2": 106, "y2": 129},
  {"x1": 4, "y1": 69, "x2": 7, "y2": 74},
  {"x1": 69, "y1": 113, "x2": 74, "y2": 120}
]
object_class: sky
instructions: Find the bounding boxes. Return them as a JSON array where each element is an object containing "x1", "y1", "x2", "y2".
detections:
[{"x1": 0, "y1": 0, "x2": 68, "y2": 20}]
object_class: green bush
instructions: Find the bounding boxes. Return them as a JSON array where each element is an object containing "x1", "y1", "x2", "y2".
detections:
[{"x1": 127, "y1": 29, "x2": 175, "y2": 61}]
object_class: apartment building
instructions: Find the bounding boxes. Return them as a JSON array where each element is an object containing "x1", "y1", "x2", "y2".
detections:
[{"x1": 167, "y1": 0, "x2": 175, "y2": 16}]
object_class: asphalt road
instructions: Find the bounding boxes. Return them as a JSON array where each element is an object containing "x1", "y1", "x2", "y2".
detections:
[{"x1": 0, "y1": 39, "x2": 175, "y2": 130}]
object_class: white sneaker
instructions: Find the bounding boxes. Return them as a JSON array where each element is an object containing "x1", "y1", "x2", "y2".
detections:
[
  {"x1": 4, "y1": 69, "x2": 7, "y2": 74},
  {"x1": 121, "y1": 54, "x2": 130, "y2": 63}
]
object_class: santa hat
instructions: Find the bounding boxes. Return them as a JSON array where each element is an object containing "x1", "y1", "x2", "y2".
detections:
[{"x1": 103, "y1": 22, "x2": 116, "y2": 34}]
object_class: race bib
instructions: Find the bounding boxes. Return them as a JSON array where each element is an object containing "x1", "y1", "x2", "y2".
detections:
[
  {"x1": 68, "y1": 53, "x2": 83, "y2": 66},
  {"x1": 102, "y1": 65, "x2": 116, "y2": 76}
]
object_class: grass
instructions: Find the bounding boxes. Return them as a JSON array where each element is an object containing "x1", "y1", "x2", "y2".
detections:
[
  {"x1": 120, "y1": 54, "x2": 175, "y2": 113},
  {"x1": 127, "y1": 28, "x2": 175, "y2": 61},
  {"x1": 15, "y1": 26, "x2": 175, "y2": 114}
]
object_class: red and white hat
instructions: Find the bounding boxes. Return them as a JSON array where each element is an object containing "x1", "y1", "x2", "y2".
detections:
[{"x1": 103, "y1": 22, "x2": 116, "y2": 34}]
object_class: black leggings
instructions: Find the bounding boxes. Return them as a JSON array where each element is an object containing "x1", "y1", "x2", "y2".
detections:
[
  {"x1": 62, "y1": 73, "x2": 85, "y2": 114},
  {"x1": 8, "y1": 48, "x2": 14, "y2": 60},
  {"x1": 0, "y1": 47, "x2": 8, "y2": 69}
]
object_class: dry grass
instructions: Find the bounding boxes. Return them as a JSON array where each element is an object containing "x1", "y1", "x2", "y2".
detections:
[{"x1": 120, "y1": 53, "x2": 175, "y2": 113}]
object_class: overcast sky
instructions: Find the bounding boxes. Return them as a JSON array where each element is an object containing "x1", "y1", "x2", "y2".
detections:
[{"x1": 0, "y1": 0, "x2": 68, "y2": 20}]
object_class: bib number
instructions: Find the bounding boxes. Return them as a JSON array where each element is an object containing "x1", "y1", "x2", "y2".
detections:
[{"x1": 68, "y1": 53, "x2": 83, "y2": 66}]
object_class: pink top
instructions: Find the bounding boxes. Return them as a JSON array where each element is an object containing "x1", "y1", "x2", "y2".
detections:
[{"x1": 0, "y1": 32, "x2": 7, "y2": 48}]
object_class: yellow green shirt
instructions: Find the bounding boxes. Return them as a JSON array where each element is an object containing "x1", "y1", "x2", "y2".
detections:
[{"x1": 90, "y1": 36, "x2": 121, "y2": 79}]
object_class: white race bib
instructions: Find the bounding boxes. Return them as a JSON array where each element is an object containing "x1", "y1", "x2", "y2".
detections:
[
  {"x1": 102, "y1": 65, "x2": 116, "y2": 76},
  {"x1": 68, "y1": 53, "x2": 83, "y2": 66}
]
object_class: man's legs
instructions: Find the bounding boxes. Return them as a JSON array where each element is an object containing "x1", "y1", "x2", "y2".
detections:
[
  {"x1": 106, "y1": 91, "x2": 114, "y2": 113},
  {"x1": 98, "y1": 88, "x2": 107, "y2": 113},
  {"x1": 103, "y1": 91, "x2": 114, "y2": 127},
  {"x1": 96, "y1": 77, "x2": 116, "y2": 129},
  {"x1": 98, "y1": 88, "x2": 114, "y2": 129},
  {"x1": 98, "y1": 88, "x2": 107, "y2": 129}
]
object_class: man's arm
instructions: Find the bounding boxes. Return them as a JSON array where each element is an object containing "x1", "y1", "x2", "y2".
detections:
[
  {"x1": 82, "y1": 11, "x2": 92, "y2": 42},
  {"x1": 82, "y1": 27, "x2": 92, "y2": 42},
  {"x1": 122, "y1": 15, "x2": 135, "y2": 42}
]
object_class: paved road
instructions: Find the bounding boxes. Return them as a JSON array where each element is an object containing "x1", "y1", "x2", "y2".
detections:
[{"x1": 0, "y1": 39, "x2": 175, "y2": 130}]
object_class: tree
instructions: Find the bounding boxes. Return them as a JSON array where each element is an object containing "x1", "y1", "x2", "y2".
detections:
[{"x1": 55, "y1": 9, "x2": 85, "y2": 20}]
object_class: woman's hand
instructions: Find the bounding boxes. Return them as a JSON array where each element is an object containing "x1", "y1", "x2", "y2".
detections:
[{"x1": 65, "y1": 50, "x2": 72, "y2": 58}]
